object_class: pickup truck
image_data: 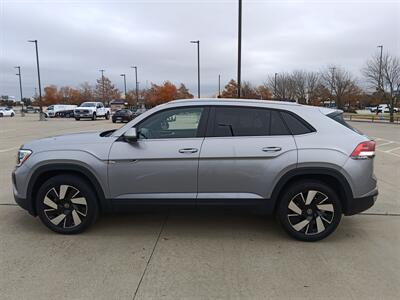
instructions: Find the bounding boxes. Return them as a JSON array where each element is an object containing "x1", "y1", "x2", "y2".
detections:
[{"x1": 74, "y1": 102, "x2": 110, "y2": 120}]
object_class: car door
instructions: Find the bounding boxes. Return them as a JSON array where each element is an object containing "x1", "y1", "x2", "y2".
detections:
[
  {"x1": 197, "y1": 106, "x2": 297, "y2": 201},
  {"x1": 108, "y1": 106, "x2": 208, "y2": 201}
]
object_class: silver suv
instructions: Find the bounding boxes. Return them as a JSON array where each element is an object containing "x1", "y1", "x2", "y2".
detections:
[{"x1": 12, "y1": 99, "x2": 378, "y2": 241}]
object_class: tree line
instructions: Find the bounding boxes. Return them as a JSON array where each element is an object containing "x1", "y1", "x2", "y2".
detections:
[{"x1": 31, "y1": 51, "x2": 399, "y2": 112}]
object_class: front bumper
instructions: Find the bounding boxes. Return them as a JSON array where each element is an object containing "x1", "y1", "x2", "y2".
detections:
[{"x1": 344, "y1": 189, "x2": 378, "y2": 215}]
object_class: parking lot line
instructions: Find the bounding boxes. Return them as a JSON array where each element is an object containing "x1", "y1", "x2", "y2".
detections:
[
  {"x1": 0, "y1": 146, "x2": 19, "y2": 153},
  {"x1": 383, "y1": 146, "x2": 400, "y2": 153}
]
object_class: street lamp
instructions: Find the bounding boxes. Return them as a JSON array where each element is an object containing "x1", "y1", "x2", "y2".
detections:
[
  {"x1": 190, "y1": 40, "x2": 200, "y2": 98},
  {"x1": 15, "y1": 66, "x2": 24, "y2": 116},
  {"x1": 131, "y1": 66, "x2": 139, "y2": 107},
  {"x1": 120, "y1": 74, "x2": 127, "y2": 100},
  {"x1": 28, "y1": 39, "x2": 45, "y2": 120},
  {"x1": 237, "y1": 0, "x2": 242, "y2": 98},
  {"x1": 218, "y1": 74, "x2": 221, "y2": 98},
  {"x1": 377, "y1": 45, "x2": 383, "y2": 92},
  {"x1": 99, "y1": 69, "x2": 105, "y2": 104}
]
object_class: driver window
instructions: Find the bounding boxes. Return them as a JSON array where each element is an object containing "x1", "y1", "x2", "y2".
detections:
[{"x1": 137, "y1": 107, "x2": 204, "y2": 139}]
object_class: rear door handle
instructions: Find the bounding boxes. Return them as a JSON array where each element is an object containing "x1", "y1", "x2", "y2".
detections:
[
  {"x1": 262, "y1": 146, "x2": 282, "y2": 152},
  {"x1": 179, "y1": 148, "x2": 198, "y2": 154}
]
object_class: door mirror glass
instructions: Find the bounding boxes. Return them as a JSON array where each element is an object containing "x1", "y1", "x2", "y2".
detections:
[{"x1": 123, "y1": 127, "x2": 138, "y2": 142}]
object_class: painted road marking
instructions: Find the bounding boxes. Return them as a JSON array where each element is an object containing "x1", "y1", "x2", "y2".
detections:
[{"x1": 0, "y1": 147, "x2": 19, "y2": 153}]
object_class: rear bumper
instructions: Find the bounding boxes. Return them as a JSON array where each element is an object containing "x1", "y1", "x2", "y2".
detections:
[{"x1": 344, "y1": 189, "x2": 378, "y2": 215}]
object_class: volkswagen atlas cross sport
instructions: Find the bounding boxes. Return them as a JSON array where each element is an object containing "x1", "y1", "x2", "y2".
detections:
[{"x1": 12, "y1": 99, "x2": 378, "y2": 241}]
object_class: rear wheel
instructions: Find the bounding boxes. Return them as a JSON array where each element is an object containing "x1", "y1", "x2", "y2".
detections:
[
  {"x1": 105, "y1": 112, "x2": 110, "y2": 120},
  {"x1": 36, "y1": 175, "x2": 99, "y2": 234},
  {"x1": 277, "y1": 180, "x2": 342, "y2": 242}
]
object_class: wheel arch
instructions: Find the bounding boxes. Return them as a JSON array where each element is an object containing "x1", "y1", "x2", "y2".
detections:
[
  {"x1": 271, "y1": 167, "x2": 353, "y2": 215},
  {"x1": 27, "y1": 164, "x2": 110, "y2": 216}
]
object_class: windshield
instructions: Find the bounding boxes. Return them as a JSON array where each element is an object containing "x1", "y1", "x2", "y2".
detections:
[{"x1": 80, "y1": 103, "x2": 95, "y2": 107}]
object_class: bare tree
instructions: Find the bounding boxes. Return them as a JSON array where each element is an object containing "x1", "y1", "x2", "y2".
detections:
[
  {"x1": 267, "y1": 72, "x2": 295, "y2": 101},
  {"x1": 363, "y1": 52, "x2": 400, "y2": 122},
  {"x1": 321, "y1": 66, "x2": 355, "y2": 109}
]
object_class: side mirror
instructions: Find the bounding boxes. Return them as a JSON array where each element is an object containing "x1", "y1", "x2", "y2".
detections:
[{"x1": 123, "y1": 127, "x2": 138, "y2": 143}]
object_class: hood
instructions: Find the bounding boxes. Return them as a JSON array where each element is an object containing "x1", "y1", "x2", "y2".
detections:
[{"x1": 22, "y1": 131, "x2": 116, "y2": 153}]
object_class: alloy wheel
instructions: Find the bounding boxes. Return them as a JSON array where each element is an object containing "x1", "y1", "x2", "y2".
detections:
[
  {"x1": 42, "y1": 185, "x2": 88, "y2": 229},
  {"x1": 287, "y1": 190, "x2": 335, "y2": 235}
]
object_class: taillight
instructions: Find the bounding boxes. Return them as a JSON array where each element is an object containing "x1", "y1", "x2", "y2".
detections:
[{"x1": 351, "y1": 141, "x2": 375, "y2": 159}]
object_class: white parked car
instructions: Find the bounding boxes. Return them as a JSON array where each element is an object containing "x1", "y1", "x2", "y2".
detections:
[
  {"x1": 370, "y1": 104, "x2": 399, "y2": 113},
  {"x1": 45, "y1": 104, "x2": 77, "y2": 118},
  {"x1": 74, "y1": 102, "x2": 110, "y2": 120},
  {"x1": 0, "y1": 107, "x2": 16, "y2": 117}
]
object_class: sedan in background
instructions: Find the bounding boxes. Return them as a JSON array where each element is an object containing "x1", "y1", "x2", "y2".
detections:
[
  {"x1": 0, "y1": 107, "x2": 15, "y2": 117},
  {"x1": 112, "y1": 109, "x2": 134, "y2": 123}
]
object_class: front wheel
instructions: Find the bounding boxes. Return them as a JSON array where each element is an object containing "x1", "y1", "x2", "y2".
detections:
[
  {"x1": 277, "y1": 180, "x2": 342, "y2": 242},
  {"x1": 11, "y1": 112, "x2": 15, "y2": 117},
  {"x1": 36, "y1": 175, "x2": 99, "y2": 234},
  {"x1": 92, "y1": 113, "x2": 97, "y2": 120},
  {"x1": 75, "y1": 117, "x2": 80, "y2": 121}
]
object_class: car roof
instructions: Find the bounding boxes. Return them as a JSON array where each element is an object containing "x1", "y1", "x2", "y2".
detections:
[{"x1": 168, "y1": 98, "x2": 300, "y2": 107}]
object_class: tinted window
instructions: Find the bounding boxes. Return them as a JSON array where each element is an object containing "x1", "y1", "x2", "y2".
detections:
[
  {"x1": 270, "y1": 110, "x2": 290, "y2": 135},
  {"x1": 212, "y1": 107, "x2": 270, "y2": 137},
  {"x1": 137, "y1": 107, "x2": 204, "y2": 139},
  {"x1": 280, "y1": 111, "x2": 313, "y2": 135},
  {"x1": 327, "y1": 111, "x2": 362, "y2": 134}
]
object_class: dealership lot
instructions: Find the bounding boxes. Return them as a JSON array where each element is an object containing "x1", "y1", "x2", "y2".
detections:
[{"x1": 0, "y1": 115, "x2": 399, "y2": 299}]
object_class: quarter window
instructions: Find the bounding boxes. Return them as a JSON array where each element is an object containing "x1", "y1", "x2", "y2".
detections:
[
  {"x1": 137, "y1": 107, "x2": 204, "y2": 139},
  {"x1": 280, "y1": 111, "x2": 313, "y2": 135}
]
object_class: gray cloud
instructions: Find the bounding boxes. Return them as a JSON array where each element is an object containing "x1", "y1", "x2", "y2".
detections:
[{"x1": 1, "y1": 0, "x2": 399, "y2": 98}]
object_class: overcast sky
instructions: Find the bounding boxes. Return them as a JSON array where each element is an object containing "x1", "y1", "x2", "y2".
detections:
[{"x1": 1, "y1": 0, "x2": 399, "y2": 98}]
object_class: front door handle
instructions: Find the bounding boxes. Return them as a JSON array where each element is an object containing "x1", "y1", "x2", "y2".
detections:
[
  {"x1": 262, "y1": 146, "x2": 282, "y2": 152},
  {"x1": 179, "y1": 148, "x2": 198, "y2": 154}
]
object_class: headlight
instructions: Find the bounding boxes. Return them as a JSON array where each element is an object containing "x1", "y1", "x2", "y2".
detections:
[{"x1": 16, "y1": 149, "x2": 32, "y2": 167}]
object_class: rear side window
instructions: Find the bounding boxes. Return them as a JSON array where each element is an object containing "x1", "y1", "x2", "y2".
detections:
[
  {"x1": 270, "y1": 111, "x2": 290, "y2": 135},
  {"x1": 327, "y1": 111, "x2": 362, "y2": 134},
  {"x1": 212, "y1": 107, "x2": 270, "y2": 137},
  {"x1": 280, "y1": 111, "x2": 314, "y2": 135}
]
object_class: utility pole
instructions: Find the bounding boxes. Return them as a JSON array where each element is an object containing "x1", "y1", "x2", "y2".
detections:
[
  {"x1": 100, "y1": 69, "x2": 105, "y2": 104},
  {"x1": 237, "y1": 0, "x2": 242, "y2": 98},
  {"x1": 274, "y1": 72, "x2": 278, "y2": 100},
  {"x1": 190, "y1": 40, "x2": 200, "y2": 98},
  {"x1": 120, "y1": 74, "x2": 127, "y2": 100},
  {"x1": 15, "y1": 66, "x2": 25, "y2": 116},
  {"x1": 28, "y1": 40, "x2": 45, "y2": 120},
  {"x1": 131, "y1": 66, "x2": 139, "y2": 107}
]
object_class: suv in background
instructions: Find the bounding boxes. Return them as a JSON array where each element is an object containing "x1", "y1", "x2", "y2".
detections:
[
  {"x1": 74, "y1": 102, "x2": 110, "y2": 120},
  {"x1": 12, "y1": 99, "x2": 378, "y2": 241}
]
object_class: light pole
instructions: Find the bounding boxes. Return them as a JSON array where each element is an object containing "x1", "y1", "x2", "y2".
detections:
[
  {"x1": 377, "y1": 45, "x2": 383, "y2": 92},
  {"x1": 218, "y1": 74, "x2": 221, "y2": 98},
  {"x1": 100, "y1": 69, "x2": 105, "y2": 104},
  {"x1": 28, "y1": 39, "x2": 44, "y2": 120},
  {"x1": 120, "y1": 74, "x2": 127, "y2": 100},
  {"x1": 131, "y1": 66, "x2": 139, "y2": 107},
  {"x1": 237, "y1": 0, "x2": 242, "y2": 98},
  {"x1": 274, "y1": 73, "x2": 278, "y2": 100},
  {"x1": 330, "y1": 67, "x2": 336, "y2": 107},
  {"x1": 15, "y1": 66, "x2": 24, "y2": 116},
  {"x1": 190, "y1": 40, "x2": 200, "y2": 98}
]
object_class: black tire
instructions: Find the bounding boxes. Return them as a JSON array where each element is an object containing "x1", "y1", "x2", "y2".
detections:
[
  {"x1": 75, "y1": 117, "x2": 80, "y2": 121},
  {"x1": 66, "y1": 113, "x2": 70, "y2": 118},
  {"x1": 11, "y1": 112, "x2": 15, "y2": 117},
  {"x1": 92, "y1": 112, "x2": 97, "y2": 120},
  {"x1": 0, "y1": 113, "x2": 3, "y2": 117},
  {"x1": 277, "y1": 180, "x2": 342, "y2": 242},
  {"x1": 35, "y1": 175, "x2": 99, "y2": 234},
  {"x1": 112, "y1": 119, "x2": 116, "y2": 123},
  {"x1": 105, "y1": 112, "x2": 110, "y2": 120}
]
